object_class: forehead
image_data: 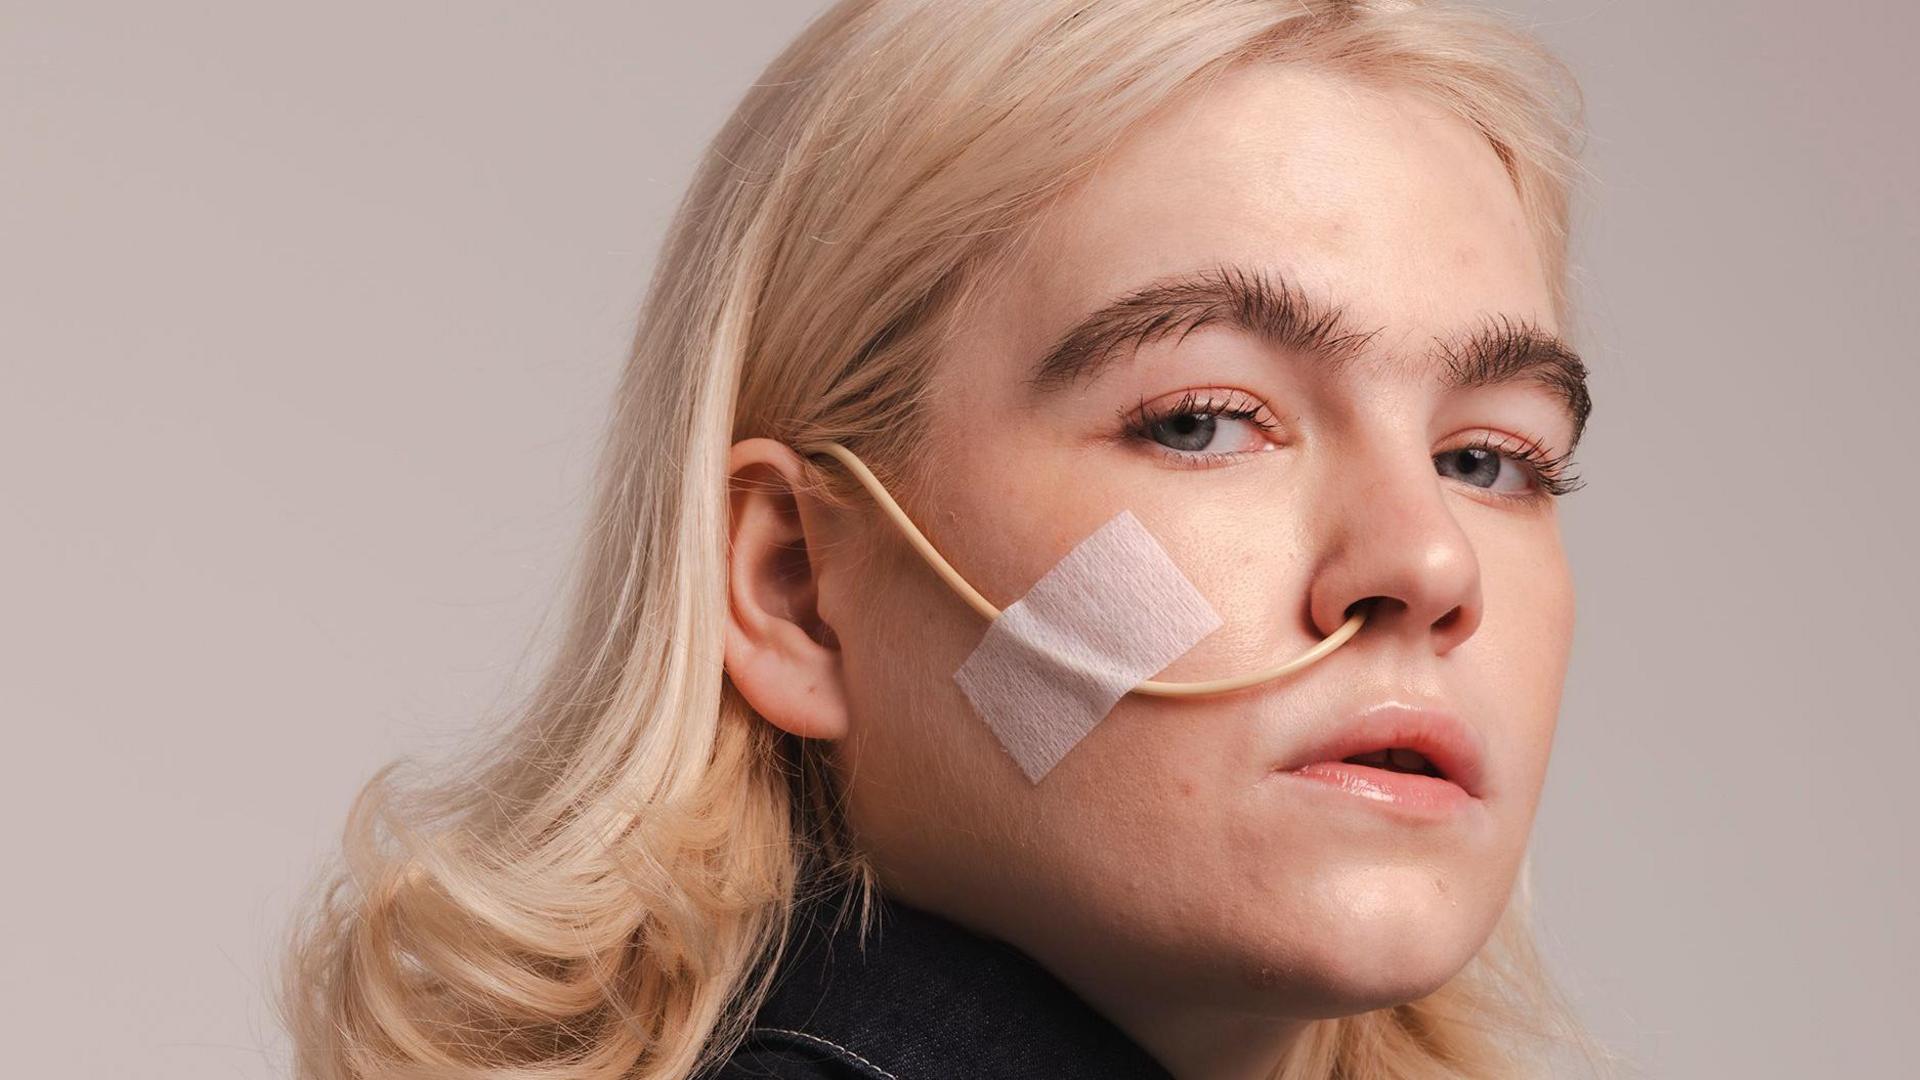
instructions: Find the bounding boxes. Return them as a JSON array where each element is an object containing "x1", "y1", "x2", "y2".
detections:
[{"x1": 983, "y1": 62, "x2": 1554, "y2": 368}]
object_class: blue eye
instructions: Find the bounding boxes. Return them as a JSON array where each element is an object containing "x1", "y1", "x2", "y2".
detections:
[
  {"x1": 1118, "y1": 389, "x2": 1280, "y2": 465},
  {"x1": 1117, "y1": 390, "x2": 1586, "y2": 503},
  {"x1": 1438, "y1": 432, "x2": 1586, "y2": 504}
]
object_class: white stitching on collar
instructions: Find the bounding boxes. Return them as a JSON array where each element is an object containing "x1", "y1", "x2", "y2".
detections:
[{"x1": 752, "y1": 1026, "x2": 902, "y2": 1080}]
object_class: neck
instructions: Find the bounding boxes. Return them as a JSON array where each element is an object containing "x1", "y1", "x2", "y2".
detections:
[{"x1": 1067, "y1": 970, "x2": 1311, "y2": 1080}]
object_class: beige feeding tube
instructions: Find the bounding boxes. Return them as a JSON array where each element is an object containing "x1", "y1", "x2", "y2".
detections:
[{"x1": 810, "y1": 442, "x2": 1368, "y2": 782}]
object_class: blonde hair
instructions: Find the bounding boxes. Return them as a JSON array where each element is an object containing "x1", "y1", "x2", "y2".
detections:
[{"x1": 276, "y1": 2, "x2": 1623, "y2": 1077}]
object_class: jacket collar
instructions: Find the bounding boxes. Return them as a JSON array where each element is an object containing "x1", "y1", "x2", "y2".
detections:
[{"x1": 745, "y1": 881, "x2": 1174, "y2": 1079}]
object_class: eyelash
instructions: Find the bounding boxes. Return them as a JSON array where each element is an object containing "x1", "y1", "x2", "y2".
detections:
[{"x1": 1115, "y1": 389, "x2": 1587, "y2": 504}]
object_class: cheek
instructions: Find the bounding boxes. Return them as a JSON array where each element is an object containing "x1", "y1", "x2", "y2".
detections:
[
  {"x1": 1470, "y1": 527, "x2": 1575, "y2": 803},
  {"x1": 1011, "y1": 699, "x2": 1272, "y2": 914},
  {"x1": 1513, "y1": 546, "x2": 1574, "y2": 727},
  {"x1": 827, "y1": 537, "x2": 1048, "y2": 879},
  {"x1": 830, "y1": 531, "x2": 1244, "y2": 909},
  {"x1": 837, "y1": 584, "x2": 986, "y2": 785}
]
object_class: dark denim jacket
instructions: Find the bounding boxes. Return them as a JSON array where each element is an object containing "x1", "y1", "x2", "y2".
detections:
[{"x1": 698, "y1": 883, "x2": 1174, "y2": 1079}]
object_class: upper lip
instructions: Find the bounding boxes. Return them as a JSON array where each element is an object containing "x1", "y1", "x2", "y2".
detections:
[{"x1": 1280, "y1": 700, "x2": 1489, "y2": 799}]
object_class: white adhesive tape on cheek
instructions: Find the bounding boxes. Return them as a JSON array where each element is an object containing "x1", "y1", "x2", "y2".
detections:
[{"x1": 951, "y1": 509, "x2": 1225, "y2": 784}]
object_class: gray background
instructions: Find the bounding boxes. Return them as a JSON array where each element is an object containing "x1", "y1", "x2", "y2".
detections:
[{"x1": 3, "y1": 2, "x2": 1912, "y2": 1076}]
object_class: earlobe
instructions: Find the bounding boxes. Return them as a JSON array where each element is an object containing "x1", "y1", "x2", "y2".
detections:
[{"x1": 722, "y1": 438, "x2": 853, "y2": 742}]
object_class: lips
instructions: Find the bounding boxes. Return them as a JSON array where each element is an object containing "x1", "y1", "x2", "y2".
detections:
[{"x1": 1279, "y1": 700, "x2": 1488, "y2": 800}]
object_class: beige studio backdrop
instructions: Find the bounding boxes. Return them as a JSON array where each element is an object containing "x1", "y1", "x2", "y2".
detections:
[{"x1": 1, "y1": 1, "x2": 1913, "y2": 1076}]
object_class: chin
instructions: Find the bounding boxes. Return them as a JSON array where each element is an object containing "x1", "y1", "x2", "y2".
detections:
[{"x1": 1229, "y1": 879, "x2": 1493, "y2": 1017}]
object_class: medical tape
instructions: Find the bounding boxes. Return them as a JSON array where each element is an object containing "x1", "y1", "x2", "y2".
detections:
[{"x1": 951, "y1": 509, "x2": 1224, "y2": 783}]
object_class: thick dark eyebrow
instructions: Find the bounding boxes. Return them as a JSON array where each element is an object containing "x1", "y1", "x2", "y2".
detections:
[{"x1": 1023, "y1": 262, "x2": 1592, "y2": 451}]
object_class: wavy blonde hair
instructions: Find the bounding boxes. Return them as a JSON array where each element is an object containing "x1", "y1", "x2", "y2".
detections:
[{"x1": 276, "y1": 1, "x2": 1623, "y2": 1077}]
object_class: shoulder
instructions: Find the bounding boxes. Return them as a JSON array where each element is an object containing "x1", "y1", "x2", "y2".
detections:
[{"x1": 700, "y1": 1025, "x2": 900, "y2": 1080}]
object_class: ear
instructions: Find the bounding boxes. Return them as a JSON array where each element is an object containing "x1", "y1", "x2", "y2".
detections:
[{"x1": 722, "y1": 437, "x2": 852, "y2": 741}]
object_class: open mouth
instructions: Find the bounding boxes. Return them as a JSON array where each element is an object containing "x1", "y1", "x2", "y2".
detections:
[
  {"x1": 1339, "y1": 747, "x2": 1447, "y2": 780},
  {"x1": 1280, "y1": 702, "x2": 1487, "y2": 805}
]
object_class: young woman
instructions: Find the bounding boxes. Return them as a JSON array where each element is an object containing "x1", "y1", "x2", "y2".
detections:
[{"x1": 279, "y1": 2, "x2": 1617, "y2": 1077}]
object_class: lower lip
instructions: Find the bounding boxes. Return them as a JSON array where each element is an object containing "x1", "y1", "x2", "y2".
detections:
[{"x1": 1278, "y1": 761, "x2": 1478, "y2": 819}]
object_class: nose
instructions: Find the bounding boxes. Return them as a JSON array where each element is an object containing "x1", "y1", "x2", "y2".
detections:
[{"x1": 1304, "y1": 437, "x2": 1484, "y2": 656}]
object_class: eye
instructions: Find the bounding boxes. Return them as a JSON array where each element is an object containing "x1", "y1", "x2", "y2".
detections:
[
  {"x1": 1435, "y1": 445, "x2": 1530, "y2": 494},
  {"x1": 1117, "y1": 388, "x2": 1281, "y2": 467},
  {"x1": 1115, "y1": 393, "x2": 1586, "y2": 502},
  {"x1": 1436, "y1": 432, "x2": 1585, "y2": 504}
]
